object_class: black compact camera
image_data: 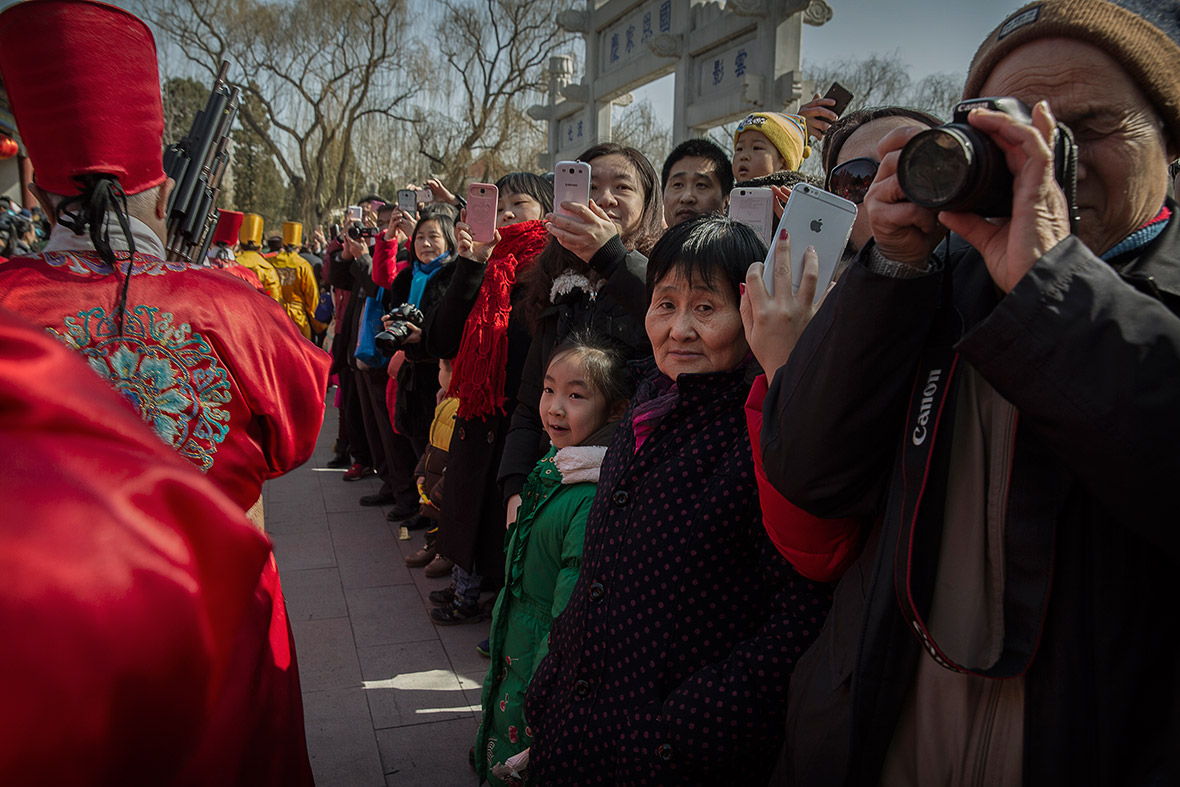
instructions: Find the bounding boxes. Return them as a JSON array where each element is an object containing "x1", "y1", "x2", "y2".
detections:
[
  {"x1": 374, "y1": 303, "x2": 424, "y2": 354},
  {"x1": 897, "y1": 96, "x2": 1077, "y2": 218},
  {"x1": 347, "y1": 222, "x2": 381, "y2": 241}
]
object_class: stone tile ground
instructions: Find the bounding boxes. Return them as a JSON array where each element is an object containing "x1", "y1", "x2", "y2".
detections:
[{"x1": 268, "y1": 401, "x2": 490, "y2": 786}]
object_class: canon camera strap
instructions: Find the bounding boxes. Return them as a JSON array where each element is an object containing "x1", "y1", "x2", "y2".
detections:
[{"x1": 891, "y1": 268, "x2": 1060, "y2": 679}]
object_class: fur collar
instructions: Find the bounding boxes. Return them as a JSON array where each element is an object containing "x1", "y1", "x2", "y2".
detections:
[
  {"x1": 553, "y1": 445, "x2": 608, "y2": 485},
  {"x1": 550, "y1": 269, "x2": 605, "y2": 304}
]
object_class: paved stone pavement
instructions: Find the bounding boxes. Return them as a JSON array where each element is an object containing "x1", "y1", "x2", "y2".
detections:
[{"x1": 267, "y1": 401, "x2": 492, "y2": 786}]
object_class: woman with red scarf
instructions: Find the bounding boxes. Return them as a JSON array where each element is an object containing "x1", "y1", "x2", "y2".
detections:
[{"x1": 420, "y1": 173, "x2": 553, "y2": 624}]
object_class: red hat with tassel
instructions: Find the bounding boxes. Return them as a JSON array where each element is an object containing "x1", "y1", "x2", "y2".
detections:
[
  {"x1": 212, "y1": 210, "x2": 244, "y2": 246},
  {"x1": 0, "y1": 0, "x2": 166, "y2": 197}
]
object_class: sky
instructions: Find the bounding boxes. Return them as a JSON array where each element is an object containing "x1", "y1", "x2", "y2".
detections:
[{"x1": 630, "y1": 0, "x2": 1027, "y2": 126}]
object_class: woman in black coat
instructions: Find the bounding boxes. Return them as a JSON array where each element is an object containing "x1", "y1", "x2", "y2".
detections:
[
  {"x1": 497, "y1": 143, "x2": 666, "y2": 523},
  {"x1": 418, "y1": 173, "x2": 552, "y2": 593},
  {"x1": 383, "y1": 210, "x2": 457, "y2": 453},
  {"x1": 523, "y1": 217, "x2": 832, "y2": 785}
]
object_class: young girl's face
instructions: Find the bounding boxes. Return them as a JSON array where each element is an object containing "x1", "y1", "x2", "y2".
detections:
[
  {"x1": 496, "y1": 189, "x2": 544, "y2": 228},
  {"x1": 733, "y1": 129, "x2": 786, "y2": 182},
  {"x1": 414, "y1": 219, "x2": 448, "y2": 261},
  {"x1": 541, "y1": 354, "x2": 611, "y2": 449}
]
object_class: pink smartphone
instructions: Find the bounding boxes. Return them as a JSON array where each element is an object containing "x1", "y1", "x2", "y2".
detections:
[
  {"x1": 727, "y1": 187, "x2": 775, "y2": 246},
  {"x1": 466, "y1": 182, "x2": 498, "y2": 243},
  {"x1": 553, "y1": 160, "x2": 590, "y2": 217}
]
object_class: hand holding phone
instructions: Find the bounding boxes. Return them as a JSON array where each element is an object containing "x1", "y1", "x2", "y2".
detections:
[
  {"x1": 553, "y1": 161, "x2": 591, "y2": 218},
  {"x1": 742, "y1": 230, "x2": 824, "y2": 377},
  {"x1": 397, "y1": 190, "x2": 417, "y2": 215},
  {"x1": 346, "y1": 205, "x2": 363, "y2": 224},
  {"x1": 762, "y1": 183, "x2": 856, "y2": 301},
  {"x1": 465, "y1": 182, "x2": 498, "y2": 243},
  {"x1": 823, "y1": 81, "x2": 854, "y2": 117}
]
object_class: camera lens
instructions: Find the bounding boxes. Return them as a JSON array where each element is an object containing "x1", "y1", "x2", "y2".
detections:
[
  {"x1": 898, "y1": 127, "x2": 976, "y2": 210},
  {"x1": 898, "y1": 123, "x2": 1015, "y2": 217}
]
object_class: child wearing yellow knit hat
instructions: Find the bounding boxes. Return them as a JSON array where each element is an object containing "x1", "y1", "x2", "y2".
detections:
[{"x1": 732, "y1": 112, "x2": 811, "y2": 181}]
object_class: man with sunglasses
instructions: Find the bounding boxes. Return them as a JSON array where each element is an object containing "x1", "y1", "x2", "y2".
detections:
[{"x1": 762, "y1": 1, "x2": 1180, "y2": 784}]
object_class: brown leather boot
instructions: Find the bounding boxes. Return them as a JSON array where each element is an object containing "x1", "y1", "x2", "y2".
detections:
[
  {"x1": 424, "y1": 554, "x2": 455, "y2": 578},
  {"x1": 404, "y1": 541, "x2": 437, "y2": 568}
]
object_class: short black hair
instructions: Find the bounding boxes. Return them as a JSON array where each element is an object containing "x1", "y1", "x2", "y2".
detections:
[
  {"x1": 735, "y1": 170, "x2": 823, "y2": 189},
  {"x1": 661, "y1": 138, "x2": 734, "y2": 195},
  {"x1": 266, "y1": 235, "x2": 283, "y2": 252},
  {"x1": 357, "y1": 194, "x2": 386, "y2": 206},
  {"x1": 495, "y1": 172, "x2": 554, "y2": 215},
  {"x1": 821, "y1": 107, "x2": 943, "y2": 178},
  {"x1": 645, "y1": 214, "x2": 766, "y2": 306}
]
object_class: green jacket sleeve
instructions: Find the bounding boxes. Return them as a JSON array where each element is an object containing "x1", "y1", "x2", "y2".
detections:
[{"x1": 533, "y1": 489, "x2": 593, "y2": 670}]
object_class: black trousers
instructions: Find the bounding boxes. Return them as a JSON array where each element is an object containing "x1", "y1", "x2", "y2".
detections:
[{"x1": 355, "y1": 366, "x2": 418, "y2": 507}]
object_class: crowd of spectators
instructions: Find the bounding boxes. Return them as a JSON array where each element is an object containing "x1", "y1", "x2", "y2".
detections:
[{"x1": 3, "y1": 0, "x2": 1179, "y2": 783}]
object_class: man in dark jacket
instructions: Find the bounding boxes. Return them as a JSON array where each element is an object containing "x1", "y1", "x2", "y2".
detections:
[
  {"x1": 763, "y1": 1, "x2": 1180, "y2": 784},
  {"x1": 326, "y1": 202, "x2": 419, "y2": 516}
]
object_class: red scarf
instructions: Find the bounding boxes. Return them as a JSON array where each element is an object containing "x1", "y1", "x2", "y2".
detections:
[{"x1": 448, "y1": 219, "x2": 549, "y2": 419}]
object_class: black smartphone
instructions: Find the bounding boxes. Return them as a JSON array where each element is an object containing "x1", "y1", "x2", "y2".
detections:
[{"x1": 824, "y1": 81, "x2": 854, "y2": 117}]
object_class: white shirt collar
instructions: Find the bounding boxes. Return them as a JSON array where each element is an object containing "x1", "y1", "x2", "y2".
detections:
[{"x1": 43, "y1": 212, "x2": 168, "y2": 260}]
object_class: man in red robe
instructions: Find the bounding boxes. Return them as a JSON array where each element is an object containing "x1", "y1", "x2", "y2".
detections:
[
  {"x1": 0, "y1": 0, "x2": 330, "y2": 520},
  {"x1": 206, "y1": 208, "x2": 268, "y2": 295},
  {"x1": 0, "y1": 306, "x2": 313, "y2": 785}
]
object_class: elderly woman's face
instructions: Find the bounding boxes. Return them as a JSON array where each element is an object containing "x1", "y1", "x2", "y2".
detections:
[
  {"x1": 646, "y1": 269, "x2": 748, "y2": 379},
  {"x1": 981, "y1": 37, "x2": 1175, "y2": 256}
]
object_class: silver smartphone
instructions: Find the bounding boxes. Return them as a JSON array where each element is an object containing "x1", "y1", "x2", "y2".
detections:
[
  {"x1": 397, "y1": 189, "x2": 416, "y2": 214},
  {"x1": 728, "y1": 187, "x2": 775, "y2": 246},
  {"x1": 553, "y1": 160, "x2": 591, "y2": 217},
  {"x1": 763, "y1": 183, "x2": 857, "y2": 302}
]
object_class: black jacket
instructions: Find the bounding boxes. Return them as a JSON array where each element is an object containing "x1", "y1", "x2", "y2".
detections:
[
  {"x1": 386, "y1": 259, "x2": 456, "y2": 444},
  {"x1": 763, "y1": 207, "x2": 1180, "y2": 786},
  {"x1": 325, "y1": 241, "x2": 376, "y2": 370},
  {"x1": 497, "y1": 236, "x2": 651, "y2": 501},
  {"x1": 422, "y1": 255, "x2": 531, "y2": 578}
]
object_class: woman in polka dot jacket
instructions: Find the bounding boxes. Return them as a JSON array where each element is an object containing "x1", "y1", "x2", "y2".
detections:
[{"x1": 522, "y1": 216, "x2": 833, "y2": 785}]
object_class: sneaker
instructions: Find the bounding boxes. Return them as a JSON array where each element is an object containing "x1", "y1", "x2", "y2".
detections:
[
  {"x1": 325, "y1": 454, "x2": 351, "y2": 469},
  {"x1": 476, "y1": 638, "x2": 490, "y2": 658},
  {"x1": 424, "y1": 554, "x2": 454, "y2": 578},
  {"x1": 430, "y1": 599, "x2": 484, "y2": 625},
  {"x1": 428, "y1": 584, "x2": 456, "y2": 607},
  {"x1": 404, "y1": 542, "x2": 437, "y2": 568},
  {"x1": 359, "y1": 491, "x2": 395, "y2": 506},
  {"x1": 342, "y1": 463, "x2": 374, "y2": 482}
]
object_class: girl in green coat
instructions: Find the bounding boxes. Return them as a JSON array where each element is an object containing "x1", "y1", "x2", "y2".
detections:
[{"x1": 477, "y1": 336, "x2": 632, "y2": 785}]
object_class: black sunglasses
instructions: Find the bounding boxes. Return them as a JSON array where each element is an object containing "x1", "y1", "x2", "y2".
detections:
[{"x1": 826, "y1": 157, "x2": 880, "y2": 205}]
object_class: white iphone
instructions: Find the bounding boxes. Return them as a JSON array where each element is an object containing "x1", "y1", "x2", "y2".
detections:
[
  {"x1": 346, "y1": 205, "x2": 363, "y2": 223},
  {"x1": 728, "y1": 187, "x2": 775, "y2": 246},
  {"x1": 553, "y1": 160, "x2": 591, "y2": 217},
  {"x1": 465, "y1": 182, "x2": 499, "y2": 243},
  {"x1": 763, "y1": 183, "x2": 857, "y2": 302}
]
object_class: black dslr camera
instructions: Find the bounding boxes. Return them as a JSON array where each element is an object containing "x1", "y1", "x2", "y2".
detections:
[
  {"x1": 374, "y1": 303, "x2": 424, "y2": 355},
  {"x1": 348, "y1": 222, "x2": 381, "y2": 241},
  {"x1": 897, "y1": 97, "x2": 1077, "y2": 218}
]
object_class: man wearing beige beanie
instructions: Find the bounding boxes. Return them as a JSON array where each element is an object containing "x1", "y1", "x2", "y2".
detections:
[{"x1": 761, "y1": 1, "x2": 1180, "y2": 784}]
